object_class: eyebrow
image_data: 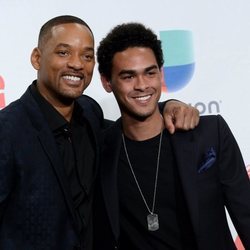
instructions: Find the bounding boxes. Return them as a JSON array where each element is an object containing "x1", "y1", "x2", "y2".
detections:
[{"x1": 118, "y1": 65, "x2": 159, "y2": 76}]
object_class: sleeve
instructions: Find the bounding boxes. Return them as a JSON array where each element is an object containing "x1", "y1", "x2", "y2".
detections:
[
  {"x1": 218, "y1": 115, "x2": 250, "y2": 247},
  {"x1": 0, "y1": 114, "x2": 15, "y2": 220}
]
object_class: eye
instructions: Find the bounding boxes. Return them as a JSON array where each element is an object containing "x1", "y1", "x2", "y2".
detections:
[
  {"x1": 121, "y1": 75, "x2": 134, "y2": 80},
  {"x1": 148, "y1": 70, "x2": 157, "y2": 75},
  {"x1": 57, "y1": 50, "x2": 69, "y2": 56},
  {"x1": 83, "y1": 54, "x2": 94, "y2": 62},
  {"x1": 146, "y1": 69, "x2": 158, "y2": 78}
]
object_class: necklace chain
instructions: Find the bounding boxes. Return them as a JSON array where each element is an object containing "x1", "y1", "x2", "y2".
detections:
[{"x1": 122, "y1": 131, "x2": 163, "y2": 214}]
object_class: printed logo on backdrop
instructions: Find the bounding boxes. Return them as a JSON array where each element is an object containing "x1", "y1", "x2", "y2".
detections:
[
  {"x1": 0, "y1": 75, "x2": 6, "y2": 109},
  {"x1": 159, "y1": 30, "x2": 195, "y2": 93},
  {"x1": 159, "y1": 30, "x2": 221, "y2": 115}
]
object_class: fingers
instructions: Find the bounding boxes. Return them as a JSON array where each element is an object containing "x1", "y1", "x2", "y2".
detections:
[
  {"x1": 173, "y1": 105, "x2": 199, "y2": 131},
  {"x1": 163, "y1": 114, "x2": 176, "y2": 134},
  {"x1": 162, "y1": 100, "x2": 200, "y2": 133}
]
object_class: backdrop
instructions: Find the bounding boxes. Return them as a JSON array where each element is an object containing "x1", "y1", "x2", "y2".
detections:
[{"x1": 1, "y1": 0, "x2": 250, "y2": 248}]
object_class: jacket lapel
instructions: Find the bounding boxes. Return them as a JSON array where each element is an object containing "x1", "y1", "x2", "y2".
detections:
[
  {"x1": 37, "y1": 128, "x2": 79, "y2": 224},
  {"x1": 20, "y1": 87, "x2": 80, "y2": 234},
  {"x1": 76, "y1": 96, "x2": 103, "y2": 193},
  {"x1": 101, "y1": 122, "x2": 122, "y2": 241},
  {"x1": 170, "y1": 131, "x2": 200, "y2": 236}
]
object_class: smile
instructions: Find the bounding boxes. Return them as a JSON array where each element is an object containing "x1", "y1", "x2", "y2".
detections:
[
  {"x1": 134, "y1": 95, "x2": 151, "y2": 101},
  {"x1": 62, "y1": 75, "x2": 82, "y2": 81}
]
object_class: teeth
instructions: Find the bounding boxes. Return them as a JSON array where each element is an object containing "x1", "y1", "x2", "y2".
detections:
[
  {"x1": 135, "y1": 95, "x2": 151, "y2": 101},
  {"x1": 63, "y1": 75, "x2": 81, "y2": 81}
]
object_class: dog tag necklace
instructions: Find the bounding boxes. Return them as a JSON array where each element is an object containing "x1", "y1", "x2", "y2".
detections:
[{"x1": 122, "y1": 131, "x2": 163, "y2": 231}]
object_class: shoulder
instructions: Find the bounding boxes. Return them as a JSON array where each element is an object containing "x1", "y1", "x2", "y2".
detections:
[
  {"x1": 198, "y1": 114, "x2": 230, "y2": 132},
  {"x1": 0, "y1": 99, "x2": 23, "y2": 123},
  {"x1": 102, "y1": 118, "x2": 122, "y2": 141},
  {"x1": 189, "y1": 114, "x2": 235, "y2": 147},
  {"x1": 173, "y1": 114, "x2": 229, "y2": 140},
  {"x1": 197, "y1": 114, "x2": 227, "y2": 128},
  {"x1": 199, "y1": 114, "x2": 221, "y2": 122},
  {"x1": 0, "y1": 83, "x2": 39, "y2": 122},
  {"x1": 76, "y1": 95, "x2": 107, "y2": 134},
  {"x1": 0, "y1": 99, "x2": 26, "y2": 145},
  {"x1": 77, "y1": 94, "x2": 104, "y2": 119},
  {"x1": 77, "y1": 94, "x2": 100, "y2": 106}
]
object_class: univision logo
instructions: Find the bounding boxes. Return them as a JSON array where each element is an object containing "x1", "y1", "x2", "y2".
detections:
[{"x1": 159, "y1": 30, "x2": 195, "y2": 92}]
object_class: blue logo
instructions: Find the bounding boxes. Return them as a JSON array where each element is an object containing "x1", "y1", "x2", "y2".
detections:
[{"x1": 159, "y1": 30, "x2": 195, "y2": 92}]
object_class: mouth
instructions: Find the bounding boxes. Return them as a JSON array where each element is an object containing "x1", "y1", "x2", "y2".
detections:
[
  {"x1": 62, "y1": 74, "x2": 84, "y2": 85},
  {"x1": 134, "y1": 94, "x2": 152, "y2": 102}
]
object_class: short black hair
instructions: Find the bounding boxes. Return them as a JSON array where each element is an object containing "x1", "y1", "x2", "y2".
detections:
[
  {"x1": 38, "y1": 15, "x2": 93, "y2": 48},
  {"x1": 97, "y1": 22, "x2": 164, "y2": 81}
]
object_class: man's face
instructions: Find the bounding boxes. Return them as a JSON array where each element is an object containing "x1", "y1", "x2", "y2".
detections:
[
  {"x1": 108, "y1": 47, "x2": 163, "y2": 120},
  {"x1": 31, "y1": 23, "x2": 95, "y2": 106}
]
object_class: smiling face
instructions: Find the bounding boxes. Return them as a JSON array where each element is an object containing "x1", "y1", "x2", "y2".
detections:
[
  {"x1": 31, "y1": 22, "x2": 95, "y2": 106},
  {"x1": 102, "y1": 47, "x2": 163, "y2": 122}
]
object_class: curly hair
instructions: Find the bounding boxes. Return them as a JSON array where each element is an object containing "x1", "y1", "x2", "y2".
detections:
[{"x1": 97, "y1": 22, "x2": 164, "y2": 81}]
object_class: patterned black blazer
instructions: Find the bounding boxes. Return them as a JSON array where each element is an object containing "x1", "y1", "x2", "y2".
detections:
[{"x1": 0, "y1": 83, "x2": 104, "y2": 250}]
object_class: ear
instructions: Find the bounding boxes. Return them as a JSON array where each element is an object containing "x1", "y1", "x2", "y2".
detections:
[
  {"x1": 101, "y1": 75, "x2": 113, "y2": 93},
  {"x1": 30, "y1": 47, "x2": 41, "y2": 70}
]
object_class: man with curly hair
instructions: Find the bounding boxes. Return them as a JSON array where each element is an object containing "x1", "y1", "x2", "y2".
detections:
[{"x1": 94, "y1": 22, "x2": 250, "y2": 250}]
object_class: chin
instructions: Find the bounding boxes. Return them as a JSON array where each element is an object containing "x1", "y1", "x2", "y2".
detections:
[
  {"x1": 130, "y1": 111, "x2": 153, "y2": 121},
  {"x1": 58, "y1": 92, "x2": 81, "y2": 104},
  {"x1": 64, "y1": 89, "x2": 83, "y2": 98}
]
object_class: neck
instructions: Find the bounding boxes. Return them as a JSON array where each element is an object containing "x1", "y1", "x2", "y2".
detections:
[
  {"x1": 55, "y1": 104, "x2": 74, "y2": 122},
  {"x1": 43, "y1": 97, "x2": 74, "y2": 122},
  {"x1": 122, "y1": 110, "x2": 163, "y2": 141},
  {"x1": 37, "y1": 83, "x2": 74, "y2": 122}
]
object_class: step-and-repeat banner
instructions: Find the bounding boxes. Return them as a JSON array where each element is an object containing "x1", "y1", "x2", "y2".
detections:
[{"x1": 1, "y1": 0, "x2": 250, "y2": 248}]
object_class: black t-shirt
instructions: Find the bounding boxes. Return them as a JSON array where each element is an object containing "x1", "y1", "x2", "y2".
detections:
[{"x1": 118, "y1": 129, "x2": 196, "y2": 250}]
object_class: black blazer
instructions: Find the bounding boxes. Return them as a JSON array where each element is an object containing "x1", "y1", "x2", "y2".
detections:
[
  {"x1": 95, "y1": 115, "x2": 250, "y2": 250},
  {"x1": 0, "y1": 84, "x2": 104, "y2": 250}
]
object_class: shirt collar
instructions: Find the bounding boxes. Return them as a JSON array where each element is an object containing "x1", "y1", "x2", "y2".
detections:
[{"x1": 30, "y1": 81, "x2": 68, "y2": 132}]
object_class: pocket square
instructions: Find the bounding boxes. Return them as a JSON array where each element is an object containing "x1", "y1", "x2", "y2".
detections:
[{"x1": 198, "y1": 147, "x2": 216, "y2": 173}]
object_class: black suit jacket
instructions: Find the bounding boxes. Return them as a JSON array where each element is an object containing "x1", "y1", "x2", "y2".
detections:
[
  {"x1": 0, "y1": 84, "x2": 104, "y2": 250},
  {"x1": 95, "y1": 115, "x2": 250, "y2": 250}
]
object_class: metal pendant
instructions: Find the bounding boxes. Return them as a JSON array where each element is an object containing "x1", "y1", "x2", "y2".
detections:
[{"x1": 147, "y1": 213, "x2": 159, "y2": 231}]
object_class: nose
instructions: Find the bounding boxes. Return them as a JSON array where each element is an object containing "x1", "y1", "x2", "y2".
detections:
[
  {"x1": 134, "y1": 75, "x2": 149, "y2": 90},
  {"x1": 67, "y1": 54, "x2": 84, "y2": 70}
]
